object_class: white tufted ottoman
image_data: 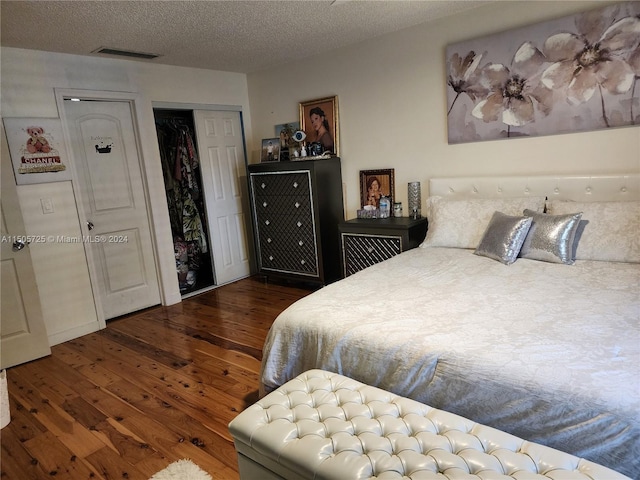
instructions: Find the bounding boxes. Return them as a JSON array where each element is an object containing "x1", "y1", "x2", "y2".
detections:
[{"x1": 228, "y1": 369, "x2": 630, "y2": 480}]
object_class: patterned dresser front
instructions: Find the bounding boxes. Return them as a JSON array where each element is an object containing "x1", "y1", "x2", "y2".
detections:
[
  {"x1": 339, "y1": 217, "x2": 428, "y2": 277},
  {"x1": 341, "y1": 233, "x2": 402, "y2": 277},
  {"x1": 248, "y1": 158, "x2": 344, "y2": 285},
  {"x1": 250, "y1": 170, "x2": 319, "y2": 276}
]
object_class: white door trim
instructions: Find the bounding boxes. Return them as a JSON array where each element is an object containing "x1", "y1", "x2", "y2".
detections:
[
  {"x1": 55, "y1": 89, "x2": 177, "y2": 326},
  {"x1": 152, "y1": 101, "x2": 243, "y2": 112}
]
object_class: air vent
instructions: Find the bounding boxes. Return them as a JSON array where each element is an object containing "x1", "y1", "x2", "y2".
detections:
[{"x1": 92, "y1": 47, "x2": 161, "y2": 60}]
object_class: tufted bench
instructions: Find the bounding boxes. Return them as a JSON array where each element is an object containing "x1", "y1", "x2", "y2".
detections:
[{"x1": 228, "y1": 369, "x2": 630, "y2": 480}]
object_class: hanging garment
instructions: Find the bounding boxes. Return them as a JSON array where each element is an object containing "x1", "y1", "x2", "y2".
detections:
[{"x1": 156, "y1": 120, "x2": 209, "y2": 292}]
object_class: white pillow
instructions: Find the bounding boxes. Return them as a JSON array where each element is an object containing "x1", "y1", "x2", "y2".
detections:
[
  {"x1": 546, "y1": 200, "x2": 639, "y2": 263},
  {"x1": 420, "y1": 196, "x2": 546, "y2": 249}
]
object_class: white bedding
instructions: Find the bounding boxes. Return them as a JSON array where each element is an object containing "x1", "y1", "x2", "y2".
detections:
[{"x1": 260, "y1": 247, "x2": 640, "y2": 476}]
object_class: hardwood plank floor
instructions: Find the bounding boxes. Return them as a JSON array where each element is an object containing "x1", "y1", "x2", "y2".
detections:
[{"x1": 1, "y1": 275, "x2": 315, "y2": 480}]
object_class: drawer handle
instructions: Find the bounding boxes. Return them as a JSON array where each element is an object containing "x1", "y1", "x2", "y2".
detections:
[
  {"x1": 265, "y1": 220, "x2": 270, "y2": 225},
  {"x1": 263, "y1": 201, "x2": 268, "y2": 207},
  {"x1": 298, "y1": 240, "x2": 304, "y2": 246},
  {"x1": 293, "y1": 182, "x2": 299, "y2": 188},
  {"x1": 297, "y1": 221, "x2": 302, "y2": 228},
  {"x1": 295, "y1": 202, "x2": 300, "y2": 209},
  {"x1": 261, "y1": 182, "x2": 266, "y2": 189},
  {"x1": 269, "y1": 255, "x2": 274, "y2": 261},
  {"x1": 300, "y1": 259, "x2": 306, "y2": 265},
  {"x1": 267, "y1": 237, "x2": 272, "y2": 243}
]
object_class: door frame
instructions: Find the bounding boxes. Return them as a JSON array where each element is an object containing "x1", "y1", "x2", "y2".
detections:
[{"x1": 55, "y1": 89, "x2": 175, "y2": 325}]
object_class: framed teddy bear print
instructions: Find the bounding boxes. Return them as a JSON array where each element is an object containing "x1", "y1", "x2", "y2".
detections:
[{"x1": 3, "y1": 117, "x2": 72, "y2": 184}]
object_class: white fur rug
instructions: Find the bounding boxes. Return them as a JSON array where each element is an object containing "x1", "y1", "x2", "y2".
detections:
[{"x1": 149, "y1": 459, "x2": 212, "y2": 480}]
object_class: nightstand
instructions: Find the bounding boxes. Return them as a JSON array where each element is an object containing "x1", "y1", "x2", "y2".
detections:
[{"x1": 339, "y1": 217, "x2": 428, "y2": 277}]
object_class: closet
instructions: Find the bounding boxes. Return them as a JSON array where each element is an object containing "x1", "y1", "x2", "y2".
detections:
[
  {"x1": 154, "y1": 109, "x2": 215, "y2": 295},
  {"x1": 153, "y1": 107, "x2": 253, "y2": 297}
]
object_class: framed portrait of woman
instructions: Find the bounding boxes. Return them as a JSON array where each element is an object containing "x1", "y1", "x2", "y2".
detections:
[
  {"x1": 360, "y1": 169, "x2": 395, "y2": 209},
  {"x1": 299, "y1": 96, "x2": 339, "y2": 157}
]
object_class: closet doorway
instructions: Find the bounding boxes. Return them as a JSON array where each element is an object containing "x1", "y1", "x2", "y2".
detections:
[{"x1": 154, "y1": 107, "x2": 252, "y2": 297}]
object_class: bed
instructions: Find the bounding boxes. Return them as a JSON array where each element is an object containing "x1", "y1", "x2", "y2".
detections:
[{"x1": 259, "y1": 174, "x2": 640, "y2": 477}]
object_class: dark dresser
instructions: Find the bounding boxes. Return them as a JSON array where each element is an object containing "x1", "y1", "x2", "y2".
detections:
[
  {"x1": 248, "y1": 157, "x2": 344, "y2": 285},
  {"x1": 339, "y1": 216, "x2": 428, "y2": 277}
]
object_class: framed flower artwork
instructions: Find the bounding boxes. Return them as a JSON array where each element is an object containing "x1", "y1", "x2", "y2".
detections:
[{"x1": 446, "y1": 1, "x2": 640, "y2": 144}]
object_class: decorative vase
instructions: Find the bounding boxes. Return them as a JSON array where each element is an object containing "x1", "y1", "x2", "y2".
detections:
[{"x1": 408, "y1": 181, "x2": 421, "y2": 219}]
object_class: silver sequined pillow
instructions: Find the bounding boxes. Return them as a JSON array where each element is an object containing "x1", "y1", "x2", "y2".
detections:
[
  {"x1": 474, "y1": 211, "x2": 533, "y2": 265},
  {"x1": 546, "y1": 200, "x2": 639, "y2": 263},
  {"x1": 520, "y1": 209, "x2": 583, "y2": 265}
]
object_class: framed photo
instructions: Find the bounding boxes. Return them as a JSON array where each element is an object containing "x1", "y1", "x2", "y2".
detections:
[
  {"x1": 360, "y1": 169, "x2": 395, "y2": 209},
  {"x1": 274, "y1": 122, "x2": 299, "y2": 161},
  {"x1": 260, "y1": 138, "x2": 280, "y2": 162},
  {"x1": 299, "y1": 95, "x2": 339, "y2": 156},
  {"x1": 275, "y1": 122, "x2": 299, "y2": 148},
  {"x1": 3, "y1": 117, "x2": 72, "y2": 185}
]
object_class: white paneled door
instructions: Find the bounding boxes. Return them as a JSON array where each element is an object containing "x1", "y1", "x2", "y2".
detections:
[
  {"x1": 65, "y1": 100, "x2": 161, "y2": 320},
  {"x1": 1, "y1": 125, "x2": 51, "y2": 369},
  {"x1": 193, "y1": 110, "x2": 251, "y2": 285}
]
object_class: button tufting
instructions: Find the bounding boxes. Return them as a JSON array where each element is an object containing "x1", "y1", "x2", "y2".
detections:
[{"x1": 229, "y1": 370, "x2": 630, "y2": 480}]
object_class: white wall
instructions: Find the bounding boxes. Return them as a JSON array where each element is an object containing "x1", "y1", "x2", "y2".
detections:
[
  {"x1": 247, "y1": 0, "x2": 640, "y2": 218},
  {"x1": 1, "y1": 47, "x2": 251, "y2": 345},
  {"x1": 2, "y1": 0, "x2": 639, "y2": 346}
]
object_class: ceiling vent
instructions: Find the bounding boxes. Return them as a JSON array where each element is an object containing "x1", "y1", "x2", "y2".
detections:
[{"x1": 92, "y1": 47, "x2": 161, "y2": 60}]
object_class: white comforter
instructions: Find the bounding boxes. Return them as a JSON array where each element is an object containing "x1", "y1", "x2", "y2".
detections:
[{"x1": 260, "y1": 247, "x2": 640, "y2": 476}]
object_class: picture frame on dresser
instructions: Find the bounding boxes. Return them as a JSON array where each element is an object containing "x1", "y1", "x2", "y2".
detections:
[
  {"x1": 260, "y1": 138, "x2": 280, "y2": 162},
  {"x1": 299, "y1": 96, "x2": 339, "y2": 156},
  {"x1": 360, "y1": 168, "x2": 395, "y2": 209}
]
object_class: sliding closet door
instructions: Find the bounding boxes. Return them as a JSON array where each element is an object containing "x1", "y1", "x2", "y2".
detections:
[{"x1": 193, "y1": 110, "x2": 251, "y2": 285}]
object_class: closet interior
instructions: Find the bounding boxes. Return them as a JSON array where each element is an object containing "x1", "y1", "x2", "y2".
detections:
[{"x1": 154, "y1": 109, "x2": 215, "y2": 296}]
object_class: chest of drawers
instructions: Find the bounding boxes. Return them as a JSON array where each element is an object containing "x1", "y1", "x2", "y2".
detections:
[{"x1": 248, "y1": 158, "x2": 344, "y2": 285}]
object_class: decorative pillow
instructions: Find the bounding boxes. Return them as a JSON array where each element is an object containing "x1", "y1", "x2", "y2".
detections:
[
  {"x1": 520, "y1": 209, "x2": 583, "y2": 265},
  {"x1": 546, "y1": 200, "x2": 639, "y2": 263},
  {"x1": 420, "y1": 196, "x2": 545, "y2": 249},
  {"x1": 474, "y1": 211, "x2": 533, "y2": 265}
]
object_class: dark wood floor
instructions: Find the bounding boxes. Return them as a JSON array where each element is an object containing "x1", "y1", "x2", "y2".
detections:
[{"x1": 1, "y1": 275, "x2": 315, "y2": 480}]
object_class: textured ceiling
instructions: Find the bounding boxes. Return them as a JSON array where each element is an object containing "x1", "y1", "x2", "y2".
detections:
[{"x1": 1, "y1": 1, "x2": 491, "y2": 73}]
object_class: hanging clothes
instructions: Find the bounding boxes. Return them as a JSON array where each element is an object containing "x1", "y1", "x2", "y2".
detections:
[{"x1": 156, "y1": 119, "x2": 208, "y2": 292}]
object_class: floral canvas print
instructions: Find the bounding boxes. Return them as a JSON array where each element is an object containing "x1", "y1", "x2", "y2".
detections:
[{"x1": 446, "y1": 2, "x2": 640, "y2": 144}]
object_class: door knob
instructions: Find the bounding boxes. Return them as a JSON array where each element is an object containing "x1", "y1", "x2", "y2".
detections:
[
  {"x1": 12, "y1": 240, "x2": 26, "y2": 251},
  {"x1": 87, "y1": 221, "x2": 94, "y2": 231}
]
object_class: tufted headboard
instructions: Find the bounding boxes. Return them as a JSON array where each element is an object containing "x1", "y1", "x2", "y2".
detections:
[{"x1": 429, "y1": 174, "x2": 640, "y2": 203}]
